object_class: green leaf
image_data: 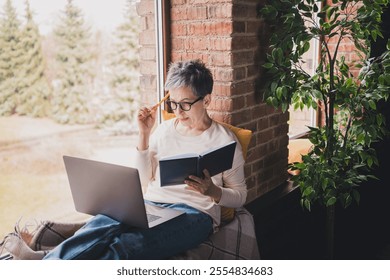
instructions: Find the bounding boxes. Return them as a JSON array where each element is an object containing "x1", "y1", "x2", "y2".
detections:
[
  {"x1": 303, "y1": 187, "x2": 314, "y2": 197},
  {"x1": 303, "y1": 41, "x2": 310, "y2": 53},
  {"x1": 352, "y1": 190, "x2": 361, "y2": 205},
  {"x1": 326, "y1": 197, "x2": 337, "y2": 207},
  {"x1": 281, "y1": 102, "x2": 288, "y2": 113},
  {"x1": 367, "y1": 157, "x2": 373, "y2": 167},
  {"x1": 304, "y1": 199, "x2": 311, "y2": 211},
  {"x1": 369, "y1": 100, "x2": 377, "y2": 110}
]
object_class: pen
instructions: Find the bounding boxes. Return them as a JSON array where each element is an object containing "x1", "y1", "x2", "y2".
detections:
[{"x1": 151, "y1": 93, "x2": 170, "y2": 111}]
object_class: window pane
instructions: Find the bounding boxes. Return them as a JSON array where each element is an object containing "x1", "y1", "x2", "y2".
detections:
[
  {"x1": 288, "y1": 9, "x2": 319, "y2": 138},
  {"x1": 0, "y1": 0, "x2": 142, "y2": 240}
]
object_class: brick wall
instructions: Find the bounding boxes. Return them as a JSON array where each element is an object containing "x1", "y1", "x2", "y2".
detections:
[
  {"x1": 137, "y1": 0, "x2": 289, "y2": 203},
  {"x1": 137, "y1": 0, "x2": 157, "y2": 106}
]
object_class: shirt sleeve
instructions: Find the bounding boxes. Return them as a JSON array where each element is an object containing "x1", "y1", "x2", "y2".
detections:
[
  {"x1": 134, "y1": 126, "x2": 160, "y2": 190},
  {"x1": 135, "y1": 147, "x2": 153, "y2": 189}
]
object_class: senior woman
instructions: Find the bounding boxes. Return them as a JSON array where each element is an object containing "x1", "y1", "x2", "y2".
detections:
[{"x1": 43, "y1": 59, "x2": 247, "y2": 260}]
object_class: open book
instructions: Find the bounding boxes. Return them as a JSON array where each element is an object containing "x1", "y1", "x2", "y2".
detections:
[{"x1": 159, "y1": 141, "x2": 237, "y2": 186}]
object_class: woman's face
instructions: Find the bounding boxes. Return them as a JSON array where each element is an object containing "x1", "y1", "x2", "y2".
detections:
[{"x1": 168, "y1": 86, "x2": 209, "y2": 127}]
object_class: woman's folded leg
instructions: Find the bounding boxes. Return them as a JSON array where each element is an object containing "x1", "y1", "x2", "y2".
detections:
[{"x1": 43, "y1": 203, "x2": 213, "y2": 260}]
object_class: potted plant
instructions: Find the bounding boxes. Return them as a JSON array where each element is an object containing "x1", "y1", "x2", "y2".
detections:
[{"x1": 258, "y1": 0, "x2": 390, "y2": 259}]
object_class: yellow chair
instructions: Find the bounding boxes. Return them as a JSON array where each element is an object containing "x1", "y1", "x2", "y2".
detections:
[{"x1": 161, "y1": 110, "x2": 252, "y2": 222}]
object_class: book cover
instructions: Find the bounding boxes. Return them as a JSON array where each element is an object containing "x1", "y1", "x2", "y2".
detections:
[{"x1": 159, "y1": 141, "x2": 237, "y2": 186}]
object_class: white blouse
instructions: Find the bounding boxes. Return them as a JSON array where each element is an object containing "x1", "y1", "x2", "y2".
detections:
[{"x1": 135, "y1": 118, "x2": 247, "y2": 228}]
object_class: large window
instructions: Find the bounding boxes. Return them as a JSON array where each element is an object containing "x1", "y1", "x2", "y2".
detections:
[{"x1": 0, "y1": 0, "x2": 144, "y2": 240}]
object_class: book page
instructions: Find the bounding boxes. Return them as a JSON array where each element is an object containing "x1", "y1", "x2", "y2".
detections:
[
  {"x1": 160, "y1": 153, "x2": 198, "y2": 161},
  {"x1": 200, "y1": 140, "x2": 236, "y2": 157}
]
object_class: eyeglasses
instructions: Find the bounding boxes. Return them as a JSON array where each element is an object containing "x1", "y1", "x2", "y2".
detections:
[{"x1": 166, "y1": 97, "x2": 203, "y2": 111}]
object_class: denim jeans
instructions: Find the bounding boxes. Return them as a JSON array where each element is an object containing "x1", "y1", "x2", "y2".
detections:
[{"x1": 43, "y1": 202, "x2": 213, "y2": 260}]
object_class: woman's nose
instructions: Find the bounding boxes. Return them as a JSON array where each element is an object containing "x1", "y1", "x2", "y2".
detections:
[{"x1": 173, "y1": 105, "x2": 184, "y2": 113}]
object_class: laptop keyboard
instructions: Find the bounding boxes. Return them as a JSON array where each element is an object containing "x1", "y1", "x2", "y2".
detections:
[{"x1": 147, "y1": 213, "x2": 162, "y2": 223}]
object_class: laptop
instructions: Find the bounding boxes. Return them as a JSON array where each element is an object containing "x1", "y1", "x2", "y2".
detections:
[{"x1": 62, "y1": 155, "x2": 184, "y2": 229}]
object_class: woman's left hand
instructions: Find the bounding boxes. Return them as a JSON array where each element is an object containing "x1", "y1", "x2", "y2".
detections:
[{"x1": 185, "y1": 169, "x2": 222, "y2": 203}]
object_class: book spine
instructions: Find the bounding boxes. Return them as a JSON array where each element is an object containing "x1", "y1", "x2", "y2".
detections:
[{"x1": 197, "y1": 156, "x2": 203, "y2": 177}]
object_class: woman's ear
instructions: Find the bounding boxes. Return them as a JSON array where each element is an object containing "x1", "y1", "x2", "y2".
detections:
[{"x1": 203, "y1": 94, "x2": 211, "y2": 107}]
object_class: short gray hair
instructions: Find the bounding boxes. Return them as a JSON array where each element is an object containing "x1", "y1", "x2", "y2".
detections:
[{"x1": 164, "y1": 60, "x2": 213, "y2": 97}]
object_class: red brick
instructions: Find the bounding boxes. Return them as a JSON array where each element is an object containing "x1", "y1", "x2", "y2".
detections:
[
  {"x1": 187, "y1": 6, "x2": 208, "y2": 20},
  {"x1": 257, "y1": 117, "x2": 269, "y2": 131},
  {"x1": 247, "y1": 65, "x2": 258, "y2": 78},
  {"x1": 267, "y1": 139, "x2": 279, "y2": 153},
  {"x1": 139, "y1": 47, "x2": 155, "y2": 60},
  {"x1": 209, "y1": 37, "x2": 232, "y2": 51},
  {"x1": 246, "y1": 144, "x2": 267, "y2": 163},
  {"x1": 220, "y1": 98, "x2": 233, "y2": 111},
  {"x1": 231, "y1": 109, "x2": 252, "y2": 124},
  {"x1": 269, "y1": 114, "x2": 280, "y2": 127},
  {"x1": 212, "y1": 83, "x2": 232, "y2": 96},
  {"x1": 231, "y1": 36, "x2": 258, "y2": 50},
  {"x1": 232, "y1": 50, "x2": 255, "y2": 65},
  {"x1": 210, "y1": 52, "x2": 232, "y2": 66},
  {"x1": 250, "y1": 159, "x2": 264, "y2": 173},
  {"x1": 232, "y1": 95, "x2": 246, "y2": 110},
  {"x1": 265, "y1": 105, "x2": 278, "y2": 115},
  {"x1": 246, "y1": 20, "x2": 261, "y2": 34},
  {"x1": 136, "y1": 0, "x2": 154, "y2": 16},
  {"x1": 185, "y1": 37, "x2": 210, "y2": 51},
  {"x1": 208, "y1": 4, "x2": 233, "y2": 19},
  {"x1": 139, "y1": 30, "x2": 155, "y2": 45},
  {"x1": 233, "y1": 21, "x2": 246, "y2": 33},
  {"x1": 189, "y1": 0, "x2": 210, "y2": 4},
  {"x1": 209, "y1": 97, "x2": 233, "y2": 112},
  {"x1": 170, "y1": 52, "x2": 184, "y2": 62},
  {"x1": 170, "y1": 0, "x2": 187, "y2": 4},
  {"x1": 258, "y1": 128, "x2": 273, "y2": 144},
  {"x1": 140, "y1": 75, "x2": 156, "y2": 90},
  {"x1": 209, "y1": 111, "x2": 232, "y2": 123},
  {"x1": 171, "y1": 0, "x2": 186, "y2": 5},
  {"x1": 188, "y1": 21, "x2": 233, "y2": 36},
  {"x1": 139, "y1": 15, "x2": 155, "y2": 31},
  {"x1": 214, "y1": 67, "x2": 234, "y2": 82},
  {"x1": 171, "y1": 38, "x2": 184, "y2": 50},
  {"x1": 180, "y1": 53, "x2": 209, "y2": 64},
  {"x1": 245, "y1": 93, "x2": 257, "y2": 107},
  {"x1": 251, "y1": 103, "x2": 268, "y2": 118},
  {"x1": 231, "y1": 81, "x2": 252, "y2": 95},
  {"x1": 233, "y1": 3, "x2": 258, "y2": 18},
  {"x1": 258, "y1": 165, "x2": 274, "y2": 181},
  {"x1": 233, "y1": 66, "x2": 247, "y2": 81},
  {"x1": 171, "y1": 7, "x2": 187, "y2": 20},
  {"x1": 246, "y1": 187, "x2": 257, "y2": 203},
  {"x1": 171, "y1": 23, "x2": 188, "y2": 36},
  {"x1": 139, "y1": 60, "x2": 156, "y2": 75}
]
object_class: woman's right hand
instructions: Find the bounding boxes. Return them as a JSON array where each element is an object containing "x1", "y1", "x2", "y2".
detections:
[{"x1": 137, "y1": 106, "x2": 156, "y2": 138}]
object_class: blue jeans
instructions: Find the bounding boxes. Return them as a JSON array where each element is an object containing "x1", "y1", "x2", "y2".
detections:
[{"x1": 43, "y1": 203, "x2": 213, "y2": 260}]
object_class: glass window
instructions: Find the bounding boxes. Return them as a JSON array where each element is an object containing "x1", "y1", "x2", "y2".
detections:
[
  {"x1": 288, "y1": 9, "x2": 319, "y2": 138},
  {"x1": 0, "y1": 0, "x2": 144, "y2": 240}
]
